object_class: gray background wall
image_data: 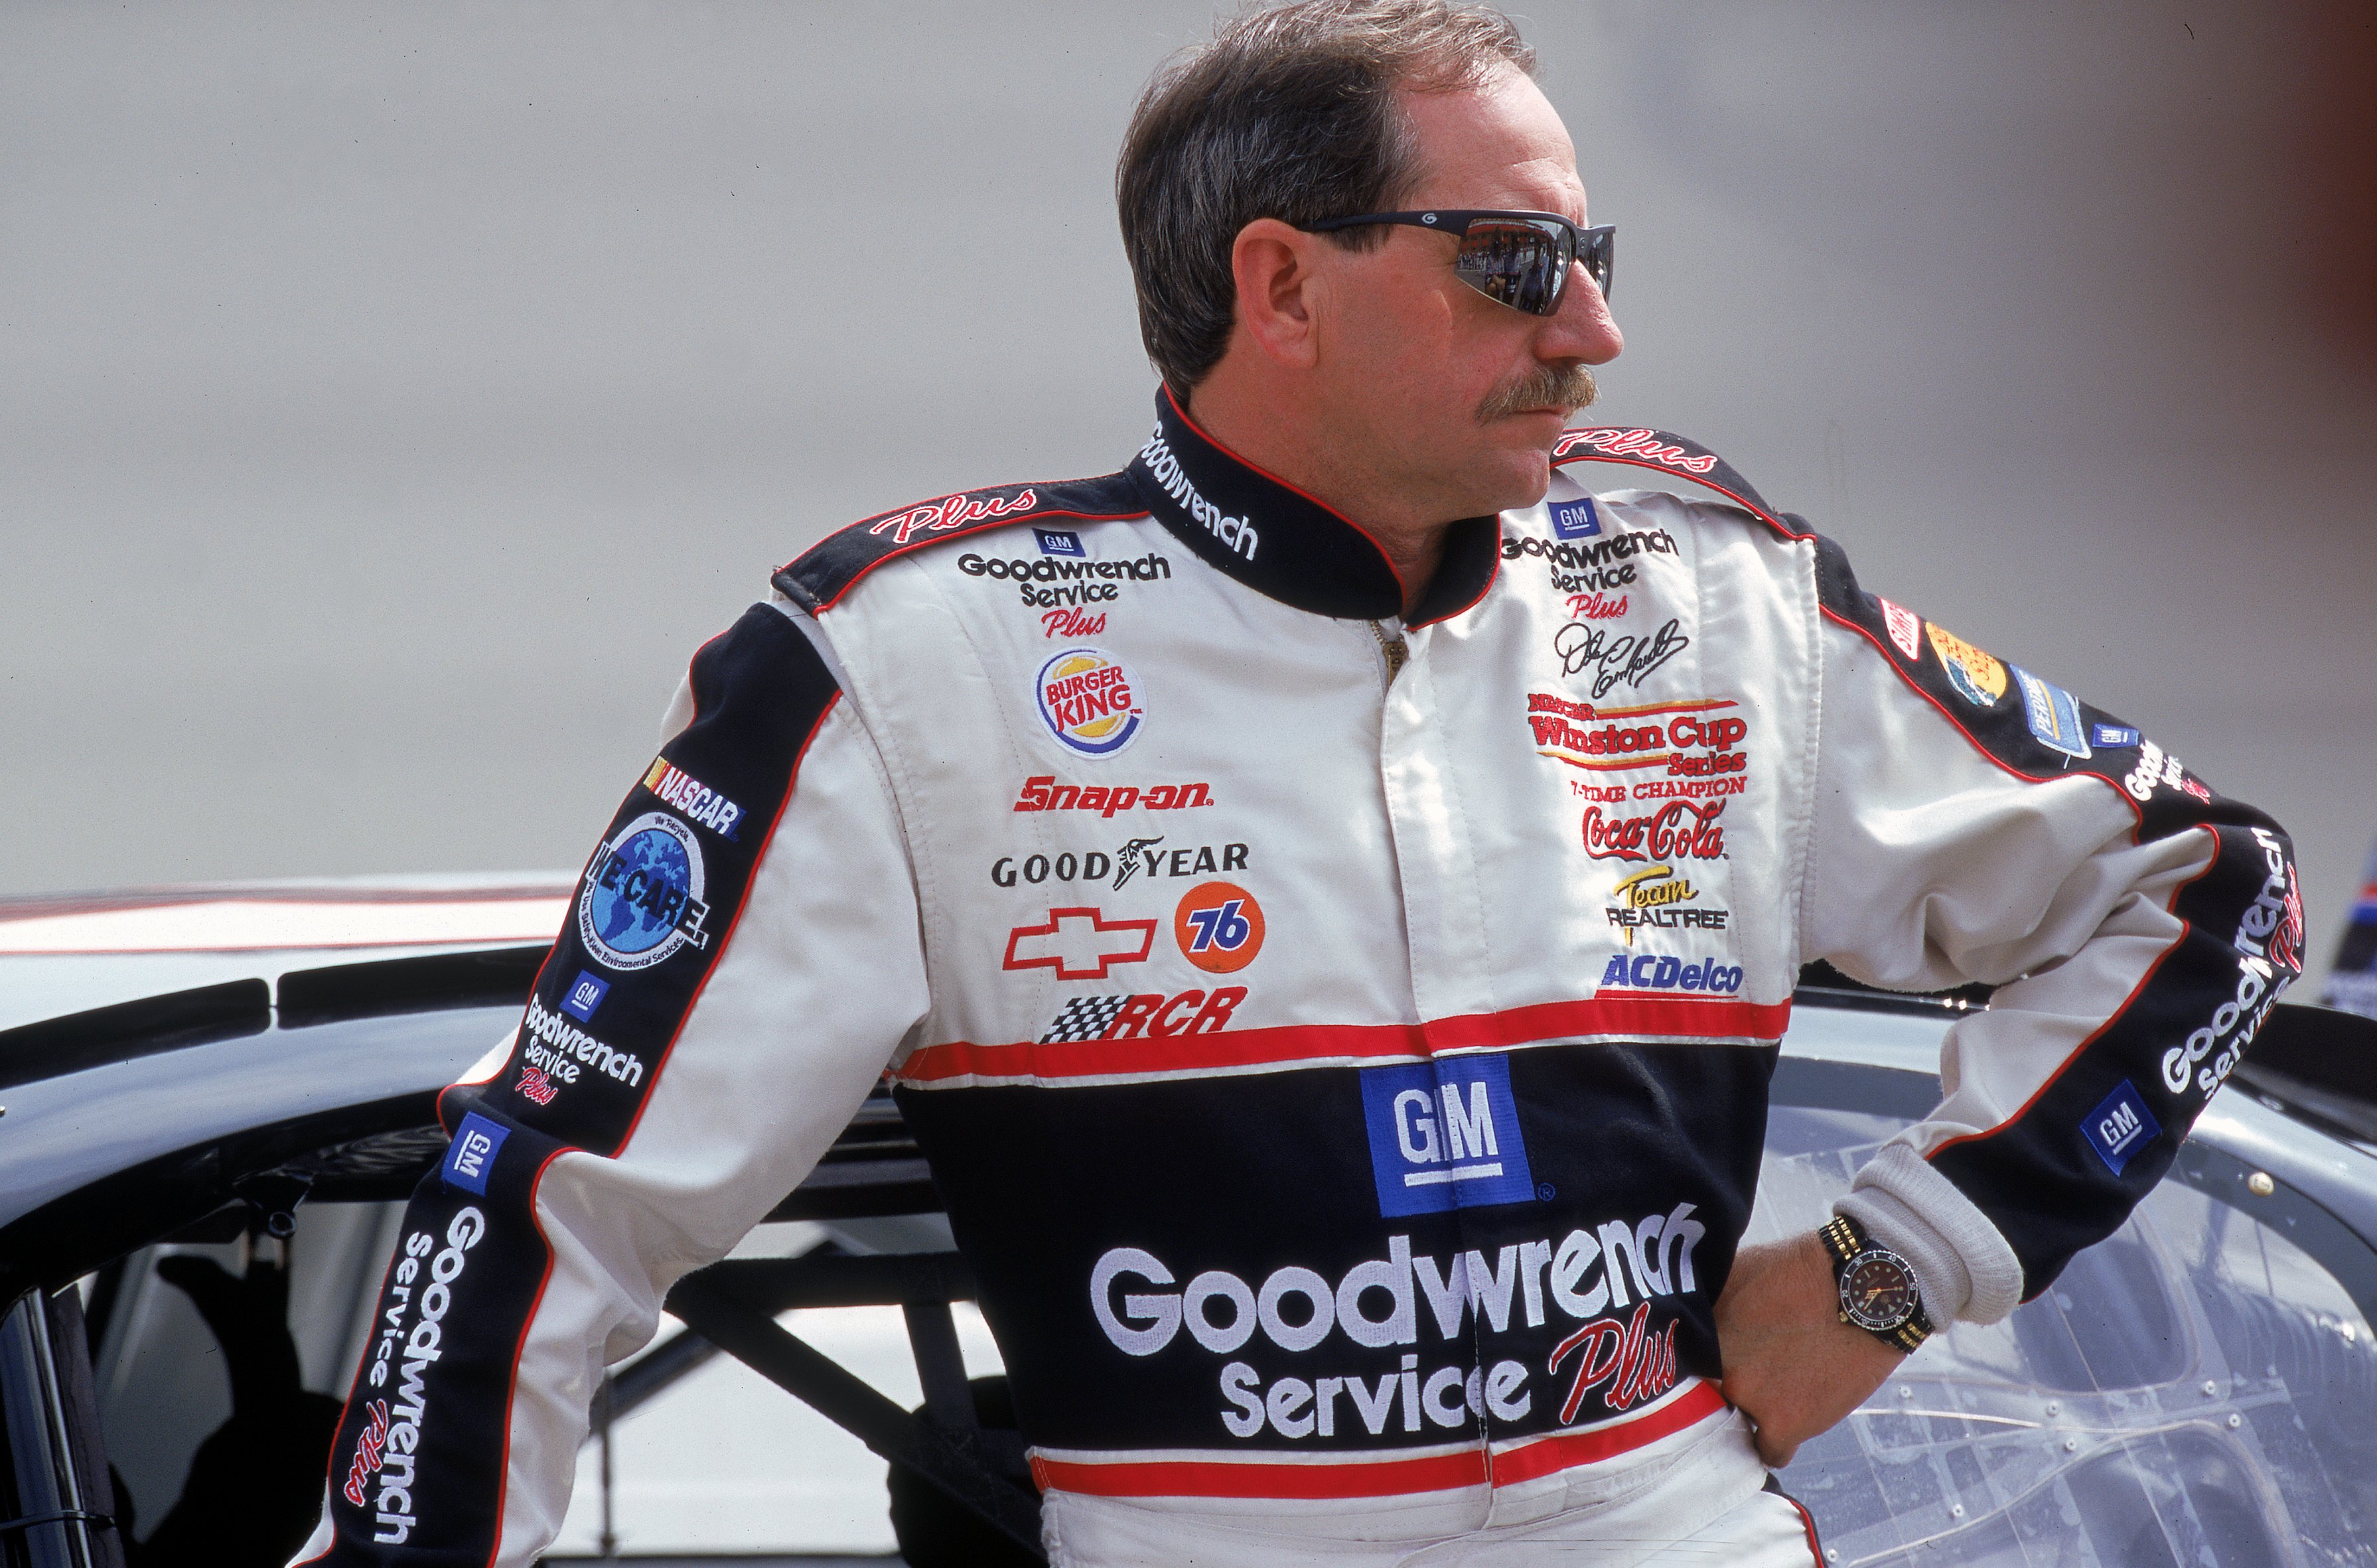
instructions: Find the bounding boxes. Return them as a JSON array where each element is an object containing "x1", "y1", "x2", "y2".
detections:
[{"x1": 5, "y1": 2, "x2": 2371, "y2": 989}]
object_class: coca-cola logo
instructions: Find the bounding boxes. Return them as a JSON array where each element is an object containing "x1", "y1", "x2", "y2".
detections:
[
  {"x1": 1555, "y1": 428, "x2": 1718, "y2": 475},
  {"x1": 1581, "y1": 799, "x2": 1726, "y2": 863}
]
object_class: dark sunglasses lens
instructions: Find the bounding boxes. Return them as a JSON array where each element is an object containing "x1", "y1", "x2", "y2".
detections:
[
  {"x1": 1453, "y1": 220, "x2": 1568, "y2": 315},
  {"x1": 1582, "y1": 226, "x2": 1615, "y2": 301}
]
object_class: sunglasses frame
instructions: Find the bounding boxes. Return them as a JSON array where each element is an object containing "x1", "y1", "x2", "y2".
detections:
[{"x1": 1299, "y1": 209, "x2": 1615, "y2": 315}]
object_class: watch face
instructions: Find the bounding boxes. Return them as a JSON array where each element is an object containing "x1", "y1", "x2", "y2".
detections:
[{"x1": 1839, "y1": 1251, "x2": 1918, "y2": 1332}]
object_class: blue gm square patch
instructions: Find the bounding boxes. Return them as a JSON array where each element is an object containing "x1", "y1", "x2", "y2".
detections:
[
  {"x1": 1035, "y1": 528, "x2": 1086, "y2": 557},
  {"x1": 2082, "y1": 1080, "x2": 2161, "y2": 1176},
  {"x1": 443, "y1": 1111, "x2": 510, "y2": 1196},
  {"x1": 561, "y1": 969, "x2": 611, "y2": 1023},
  {"x1": 2091, "y1": 723, "x2": 2141, "y2": 749},
  {"x1": 1359, "y1": 1056, "x2": 1536, "y2": 1217},
  {"x1": 1550, "y1": 496, "x2": 1602, "y2": 541}
]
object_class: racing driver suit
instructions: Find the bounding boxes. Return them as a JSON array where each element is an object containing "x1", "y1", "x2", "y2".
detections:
[{"x1": 297, "y1": 389, "x2": 2301, "y2": 1566}]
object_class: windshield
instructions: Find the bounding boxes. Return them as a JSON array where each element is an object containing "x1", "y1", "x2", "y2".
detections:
[{"x1": 1755, "y1": 1105, "x2": 2377, "y2": 1567}]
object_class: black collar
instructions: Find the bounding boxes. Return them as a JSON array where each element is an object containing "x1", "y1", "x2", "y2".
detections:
[{"x1": 1123, "y1": 388, "x2": 1500, "y2": 626}]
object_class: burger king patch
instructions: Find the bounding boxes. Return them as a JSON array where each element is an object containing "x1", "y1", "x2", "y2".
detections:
[{"x1": 1035, "y1": 646, "x2": 1145, "y2": 758}]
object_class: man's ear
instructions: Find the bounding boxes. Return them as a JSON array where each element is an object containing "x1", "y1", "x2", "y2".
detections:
[{"x1": 1230, "y1": 218, "x2": 1325, "y2": 371}]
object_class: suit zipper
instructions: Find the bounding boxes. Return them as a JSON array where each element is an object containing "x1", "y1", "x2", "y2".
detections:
[{"x1": 1369, "y1": 620, "x2": 1409, "y2": 687}]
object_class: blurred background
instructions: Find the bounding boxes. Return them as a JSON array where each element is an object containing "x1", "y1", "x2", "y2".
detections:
[{"x1": 3, "y1": 1, "x2": 2371, "y2": 989}]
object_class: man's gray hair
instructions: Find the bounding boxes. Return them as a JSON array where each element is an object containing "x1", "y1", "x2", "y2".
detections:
[{"x1": 1117, "y1": 0, "x2": 1536, "y2": 394}]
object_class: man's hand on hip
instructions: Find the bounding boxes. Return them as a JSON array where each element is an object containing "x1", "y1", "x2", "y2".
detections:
[{"x1": 1713, "y1": 1230, "x2": 1909, "y2": 1466}]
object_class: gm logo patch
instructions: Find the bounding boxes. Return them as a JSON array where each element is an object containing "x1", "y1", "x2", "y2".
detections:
[
  {"x1": 1035, "y1": 528, "x2": 1086, "y2": 557},
  {"x1": 2082, "y1": 1080, "x2": 2160, "y2": 1176},
  {"x1": 1359, "y1": 1056, "x2": 1536, "y2": 1217},
  {"x1": 561, "y1": 969, "x2": 611, "y2": 1023},
  {"x1": 443, "y1": 1111, "x2": 510, "y2": 1195},
  {"x1": 1550, "y1": 496, "x2": 1602, "y2": 541}
]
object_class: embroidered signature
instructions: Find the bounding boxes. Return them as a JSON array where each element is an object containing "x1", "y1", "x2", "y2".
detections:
[{"x1": 1552, "y1": 617, "x2": 1690, "y2": 698}]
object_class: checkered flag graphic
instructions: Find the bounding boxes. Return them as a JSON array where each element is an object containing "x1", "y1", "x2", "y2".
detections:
[{"x1": 1040, "y1": 995, "x2": 1128, "y2": 1044}]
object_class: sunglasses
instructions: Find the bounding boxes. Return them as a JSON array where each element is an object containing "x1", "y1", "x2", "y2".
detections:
[{"x1": 1299, "y1": 210, "x2": 1615, "y2": 317}]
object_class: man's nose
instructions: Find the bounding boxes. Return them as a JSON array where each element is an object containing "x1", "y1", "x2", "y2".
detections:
[{"x1": 1542, "y1": 265, "x2": 1624, "y2": 364}]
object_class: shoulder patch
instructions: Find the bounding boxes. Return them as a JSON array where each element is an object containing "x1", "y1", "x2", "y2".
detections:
[
  {"x1": 1551, "y1": 428, "x2": 1798, "y2": 538},
  {"x1": 774, "y1": 471, "x2": 1148, "y2": 613},
  {"x1": 448, "y1": 603, "x2": 842, "y2": 1159},
  {"x1": 1814, "y1": 534, "x2": 2218, "y2": 831}
]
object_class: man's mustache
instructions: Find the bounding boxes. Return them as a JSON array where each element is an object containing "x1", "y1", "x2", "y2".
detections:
[{"x1": 1478, "y1": 364, "x2": 1599, "y2": 423}]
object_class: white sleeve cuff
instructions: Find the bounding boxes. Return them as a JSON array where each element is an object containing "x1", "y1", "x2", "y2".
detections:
[{"x1": 1836, "y1": 1141, "x2": 2025, "y2": 1325}]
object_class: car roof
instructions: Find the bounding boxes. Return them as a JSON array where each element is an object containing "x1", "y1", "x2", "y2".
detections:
[{"x1": 0, "y1": 873, "x2": 573, "y2": 1031}]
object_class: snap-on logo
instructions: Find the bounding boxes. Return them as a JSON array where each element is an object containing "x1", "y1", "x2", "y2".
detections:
[
  {"x1": 2082, "y1": 1080, "x2": 2160, "y2": 1176},
  {"x1": 1035, "y1": 647, "x2": 1145, "y2": 758},
  {"x1": 1359, "y1": 1056, "x2": 1536, "y2": 1218}
]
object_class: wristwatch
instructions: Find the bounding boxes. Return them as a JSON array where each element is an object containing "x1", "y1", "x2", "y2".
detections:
[{"x1": 1820, "y1": 1214, "x2": 1932, "y2": 1354}]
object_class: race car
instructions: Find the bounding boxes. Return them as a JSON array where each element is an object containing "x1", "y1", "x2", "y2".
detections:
[{"x1": 1, "y1": 877, "x2": 2372, "y2": 1567}]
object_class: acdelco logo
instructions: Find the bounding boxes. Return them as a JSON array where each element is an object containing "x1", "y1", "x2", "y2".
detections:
[{"x1": 1598, "y1": 952, "x2": 1743, "y2": 995}]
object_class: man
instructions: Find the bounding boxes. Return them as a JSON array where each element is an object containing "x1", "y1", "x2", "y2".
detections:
[{"x1": 297, "y1": 2, "x2": 2301, "y2": 1563}]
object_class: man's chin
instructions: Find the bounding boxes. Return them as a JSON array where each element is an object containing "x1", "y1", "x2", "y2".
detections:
[{"x1": 1471, "y1": 445, "x2": 1555, "y2": 515}]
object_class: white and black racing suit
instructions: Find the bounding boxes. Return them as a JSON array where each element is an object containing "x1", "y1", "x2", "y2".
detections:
[{"x1": 295, "y1": 389, "x2": 2301, "y2": 1566}]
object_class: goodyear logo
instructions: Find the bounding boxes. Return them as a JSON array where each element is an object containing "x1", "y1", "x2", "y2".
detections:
[{"x1": 1035, "y1": 646, "x2": 1145, "y2": 759}]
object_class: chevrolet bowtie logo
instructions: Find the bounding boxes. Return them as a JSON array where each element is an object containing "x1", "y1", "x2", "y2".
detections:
[{"x1": 1001, "y1": 906, "x2": 1158, "y2": 980}]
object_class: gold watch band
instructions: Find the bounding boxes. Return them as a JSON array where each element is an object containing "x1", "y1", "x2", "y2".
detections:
[{"x1": 1824, "y1": 1214, "x2": 1933, "y2": 1352}]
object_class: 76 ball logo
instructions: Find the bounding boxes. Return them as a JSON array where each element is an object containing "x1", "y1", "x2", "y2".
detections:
[{"x1": 1174, "y1": 881, "x2": 1264, "y2": 974}]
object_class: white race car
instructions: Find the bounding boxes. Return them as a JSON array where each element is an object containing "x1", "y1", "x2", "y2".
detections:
[{"x1": 2, "y1": 878, "x2": 2372, "y2": 1567}]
